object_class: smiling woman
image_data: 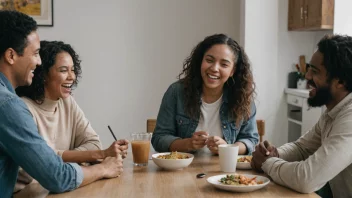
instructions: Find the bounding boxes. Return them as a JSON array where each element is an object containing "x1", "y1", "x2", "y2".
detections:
[
  {"x1": 151, "y1": 34, "x2": 258, "y2": 155},
  {"x1": 16, "y1": 40, "x2": 82, "y2": 102}
]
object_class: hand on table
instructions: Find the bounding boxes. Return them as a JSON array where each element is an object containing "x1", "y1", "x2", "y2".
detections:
[
  {"x1": 100, "y1": 156, "x2": 124, "y2": 178},
  {"x1": 14, "y1": 168, "x2": 33, "y2": 193},
  {"x1": 251, "y1": 140, "x2": 279, "y2": 172}
]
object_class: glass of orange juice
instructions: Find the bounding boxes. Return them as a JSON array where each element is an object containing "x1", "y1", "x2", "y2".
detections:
[{"x1": 131, "y1": 133, "x2": 152, "y2": 166}]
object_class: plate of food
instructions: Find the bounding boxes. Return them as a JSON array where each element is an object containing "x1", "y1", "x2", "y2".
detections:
[
  {"x1": 207, "y1": 174, "x2": 270, "y2": 193},
  {"x1": 236, "y1": 155, "x2": 252, "y2": 170},
  {"x1": 152, "y1": 152, "x2": 194, "y2": 170}
]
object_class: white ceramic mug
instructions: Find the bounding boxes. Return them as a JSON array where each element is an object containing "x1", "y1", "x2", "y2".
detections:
[{"x1": 218, "y1": 144, "x2": 239, "y2": 172}]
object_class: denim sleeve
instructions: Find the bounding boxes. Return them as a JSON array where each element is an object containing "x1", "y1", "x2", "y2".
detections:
[
  {"x1": 151, "y1": 83, "x2": 181, "y2": 152},
  {"x1": 0, "y1": 96, "x2": 83, "y2": 193},
  {"x1": 236, "y1": 102, "x2": 259, "y2": 154}
]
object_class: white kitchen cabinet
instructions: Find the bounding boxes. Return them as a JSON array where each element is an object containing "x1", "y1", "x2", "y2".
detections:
[{"x1": 284, "y1": 88, "x2": 324, "y2": 142}]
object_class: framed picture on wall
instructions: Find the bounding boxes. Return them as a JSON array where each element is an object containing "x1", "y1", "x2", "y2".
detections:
[{"x1": 0, "y1": 0, "x2": 53, "y2": 26}]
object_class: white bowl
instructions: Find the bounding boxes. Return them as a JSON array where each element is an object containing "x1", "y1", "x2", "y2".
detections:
[
  {"x1": 207, "y1": 174, "x2": 270, "y2": 193},
  {"x1": 152, "y1": 152, "x2": 194, "y2": 170},
  {"x1": 236, "y1": 155, "x2": 252, "y2": 170}
]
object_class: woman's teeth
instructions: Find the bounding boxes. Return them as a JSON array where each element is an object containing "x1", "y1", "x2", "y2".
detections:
[
  {"x1": 62, "y1": 84, "x2": 72, "y2": 88},
  {"x1": 207, "y1": 74, "x2": 220, "y2": 79}
]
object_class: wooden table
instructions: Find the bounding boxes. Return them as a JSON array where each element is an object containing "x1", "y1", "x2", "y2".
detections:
[{"x1": 15, "y1": 153, "x2": 319, "y2": 198}]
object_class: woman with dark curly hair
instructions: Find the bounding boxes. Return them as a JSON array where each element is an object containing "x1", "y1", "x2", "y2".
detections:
[
  {"x1": 151, "y1": 34, "x2": 258, "y2": 155},
  {"x1": 16, "y1": 41, "x2": 128, "y2": 164}
]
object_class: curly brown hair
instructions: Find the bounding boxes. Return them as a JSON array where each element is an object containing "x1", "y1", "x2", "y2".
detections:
[{"x1": 178, "y1": 34, "x2": 255, "y2": 123}]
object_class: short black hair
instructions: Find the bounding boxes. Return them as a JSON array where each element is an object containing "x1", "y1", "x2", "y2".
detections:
[
  {"x1": 16, "y1": 41, "x2": 82, "y2": 103},
  {"x1": 318, "y1": 34, "x2": 352, "y2": 92},
  {"x1": 0, "y1": 10, "x2": 37, "y2": 58}
]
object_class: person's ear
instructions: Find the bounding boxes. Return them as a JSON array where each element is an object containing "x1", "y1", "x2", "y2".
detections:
[
  {"x1": 336, "y1": 79, "x2": 346, "y2": 89},
  {"x1": 4, "y1": 48, "x2": 16, "y2": 65}
]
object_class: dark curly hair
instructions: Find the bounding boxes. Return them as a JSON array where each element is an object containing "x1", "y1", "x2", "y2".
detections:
[
  {"x1": 317, "y1": 34, "x2": 352, "y2": 92},
  {"x1": 0, "y1": 10, "x2": 37, "y2": 58},
  {"x1": 16, "y1": 41, "x2": 82, "y2": 103},
  {"x1": 179, "y1": 34, "x2": 255, "y2": 123}
]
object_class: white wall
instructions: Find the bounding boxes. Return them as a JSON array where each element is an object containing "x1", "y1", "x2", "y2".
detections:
[
  {"x1": 38, "y1": 0, "x2": 241, "y2": 147},
  {"x1": 242, "y1": 0, "x2": 331, "y2": 146},
  {"x1": 334, "y1": 0, "x2": 352, "y2": 35}
]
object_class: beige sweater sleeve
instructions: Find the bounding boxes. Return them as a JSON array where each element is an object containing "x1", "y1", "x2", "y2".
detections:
[
  {"x1": 57, "y1": 97, "x2": 102, "y2": 156},
  {"x1": 262, "y1": 113, "x2": 352, "y2": 193}
]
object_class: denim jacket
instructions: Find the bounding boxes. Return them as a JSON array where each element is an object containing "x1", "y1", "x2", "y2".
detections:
[
  {"x1": 151, "y1": 81, "x2": 259, "y2": 153},
  {"x1": 0, "y1": 73, "x2": 83, "y2": 197}
]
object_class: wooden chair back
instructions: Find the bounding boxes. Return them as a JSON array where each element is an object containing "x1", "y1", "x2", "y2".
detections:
[
  {"x1": 256, "y1": 119, "x2": 265, "y2": 143},
  {"x1": 147, "y1": 119, "x2": 157, "y2": 133},
  {"x1": 147, "y1": 118, "x2": 265, "y2": 142}
]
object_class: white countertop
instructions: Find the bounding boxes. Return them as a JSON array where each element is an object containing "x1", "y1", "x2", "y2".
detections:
[{"x1": 284, "y1": 88, "x2": 310, "y2": 98}]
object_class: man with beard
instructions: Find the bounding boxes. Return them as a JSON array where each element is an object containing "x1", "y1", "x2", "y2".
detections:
[{"x1": 251, "y1": 34, "x2": 352, "y2": 198}]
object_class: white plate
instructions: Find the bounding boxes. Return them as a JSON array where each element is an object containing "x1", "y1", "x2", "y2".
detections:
[
  {"x1": 236, "y1": 155, "x2": 252, "y2": 170},
  {"x1": 207, "y1": 174, "x2": 270, "y2": 193}
]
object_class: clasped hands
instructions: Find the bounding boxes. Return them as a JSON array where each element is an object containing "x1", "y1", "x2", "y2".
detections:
[
  {"x1": 189, "y1": 131, "x2": 227, "y2": 154},
  {"x1": 251, "y1": 140, "x2": 279, "y2": 172}
]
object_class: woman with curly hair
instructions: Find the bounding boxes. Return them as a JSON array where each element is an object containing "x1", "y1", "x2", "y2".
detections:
[
  {"x1": 151, "y1": 34, "x2": 258, "y2": 155},
  {"x1": 15, "y1": 41, "x2": 128, "y2": 164}
]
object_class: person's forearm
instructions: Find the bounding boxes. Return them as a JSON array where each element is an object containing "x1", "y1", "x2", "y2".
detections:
[
  {"x1": 62, "y1": 150, "x2": 104, "y2": 163},
  {"x1": 79, "y1": 164, "x2": 105, "y2": 187},
  {"x1": 234, "y1": 142, "x2": 247, "y2": 154},
  {"x1": 169, "y1": 138, "x2": 192, "y2": 152}
]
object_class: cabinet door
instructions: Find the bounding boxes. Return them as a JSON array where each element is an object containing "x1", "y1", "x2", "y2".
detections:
[
  {"x1": 305, "y1": 0, "x2": 322, "y2": 28},
  {"x1": 321, "y1": 0, "x2": 334, "y2": 29},
  {"x1": 288, "y1": 0, "x2": 305, "y2": 30},
  {"x1": 305, "y1": 0, "x2": 334, "y2": 30}
]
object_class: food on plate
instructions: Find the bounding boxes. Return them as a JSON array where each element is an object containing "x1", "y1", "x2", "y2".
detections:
[
  {"x1": 157, "y1": 151, "x2": 190, "y2": 159},
  {"x1": 237, "y1": 156, "x2": 252, "y2": 163},
  {"x1": 219, "y1": 174, "x2": 264, "y2": 186}
]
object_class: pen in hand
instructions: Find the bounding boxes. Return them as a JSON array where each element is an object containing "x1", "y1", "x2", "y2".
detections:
[{"x1": 108, "y1": 125, "x2": 117, "y2": 141}]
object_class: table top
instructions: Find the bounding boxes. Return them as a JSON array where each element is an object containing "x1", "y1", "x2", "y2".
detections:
[{"x1": 15, "y1": 152, "x2": 319, "y2": 198}]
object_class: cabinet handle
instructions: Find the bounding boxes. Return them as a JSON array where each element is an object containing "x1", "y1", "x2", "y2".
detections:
[
  {"x1": 304, "y1": 5, "x2": 308, "y2": 20},
  {"x1": 294, "y1": 99, "x2": 299, "y2": 103},
  {"x1": 300, "y1": 7, "x2": 303, "y2": 20}
]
